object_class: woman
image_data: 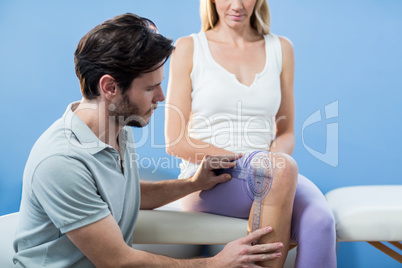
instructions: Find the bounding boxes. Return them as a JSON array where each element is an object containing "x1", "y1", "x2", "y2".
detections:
[{"x1": 165, "y1": 0, "x2": 336, "y2": 267}]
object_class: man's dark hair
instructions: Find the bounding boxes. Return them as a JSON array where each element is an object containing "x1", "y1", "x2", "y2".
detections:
[{"x1": 74, "y1": 13, "x2": 174, "y2": 99}]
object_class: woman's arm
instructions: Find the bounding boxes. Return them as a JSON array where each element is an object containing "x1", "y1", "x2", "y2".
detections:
[
  {"x1": 165, "y1": 37, "x2": 233, "y2": 164},
  {"x1": 270, "y1": 36, "x2": 296, "y2": 155}
]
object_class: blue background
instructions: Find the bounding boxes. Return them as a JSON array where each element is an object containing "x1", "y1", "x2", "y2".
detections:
[{"x1": 0, "y1": 0, "x2": 401, "y2": 267}]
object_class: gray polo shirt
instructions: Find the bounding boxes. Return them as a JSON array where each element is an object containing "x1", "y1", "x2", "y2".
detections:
[{"x1": 13, "y1": 102, "x2": 141, "y2": 267}]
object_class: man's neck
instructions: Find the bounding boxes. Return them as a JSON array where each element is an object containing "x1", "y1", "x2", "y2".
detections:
[{"x1": 73, "y1": 98, "x2": 122, "y2": 151}]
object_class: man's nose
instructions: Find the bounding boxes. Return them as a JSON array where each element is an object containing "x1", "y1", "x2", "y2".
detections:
[{"x1": 155, "y1": 85, "x2": 165, "y2": 102}]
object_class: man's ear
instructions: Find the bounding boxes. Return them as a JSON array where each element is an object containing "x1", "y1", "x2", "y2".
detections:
[{"x1": 99, "y1": 74, "x2": 117, "y2": 100}]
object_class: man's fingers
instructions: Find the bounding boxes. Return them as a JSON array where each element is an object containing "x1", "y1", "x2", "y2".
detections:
[
  {"x1": 206, "y1": 153, "x2": 242, "y2": 161},
  {"x1": 240, "y1": 243, "x2": 283, "y2": 266},
  {"x1": 242, "y1": 226, "x2": 273, "y2": 244},
  {"x1": 204, "y1": 159, "x2": 236, "y2": 170},
  {"x1": 248, "y1": 242, "x2": 283, "y2": 254},
  {"x1": 215, "y1": 173, "x2": 232, "y2": 183},
  {"x1": 217, "y1": 161, "x2": 237, "y2": 169},
  {"x1": 203, "y1": 154, "x2": 242, "y2": 168},
  {"x1": 246, "y1": 252, "x2": 282, "y2": 263},
  {"x1": 215, "y1": 153, "x2": 242, "y2": 162},
  {"x1": 242, "y1": 265, "x2": 263, "y2": 268}
]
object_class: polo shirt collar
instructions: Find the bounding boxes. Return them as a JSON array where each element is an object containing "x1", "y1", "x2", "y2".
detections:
[{"x1": 62, "y1": 101, "x2": 128, "y2": 155}]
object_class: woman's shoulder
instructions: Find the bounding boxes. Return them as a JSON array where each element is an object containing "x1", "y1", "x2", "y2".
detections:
[
  {"x1": 278, "y1": 35, "x2": 293, "y2": 47},
  {"x1": 174, "y1": 35, "x2": 195, "y2": 50},
  {"x1": 273, "y1": 35, "x2": 295, "y2": 69},
  {"x1": 171, "y1": 35, "x2": 195, "y2": 70},
  {"x1": 276, "y1": 35, "x2": 294, "y2": 51},
  {"x1": 172, "y1": 36, "x2": 195, "y2": 60},
  {"x1": 265, "y1": 33, "x2": 293, "y2": 47},
  {"x1": 266, "y1": 34, "x2": 294, "y2": 55}
]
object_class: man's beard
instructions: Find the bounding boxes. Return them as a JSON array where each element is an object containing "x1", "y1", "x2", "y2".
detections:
[{"x1": 110, "y1": 93, "x2": 151, "y2": 128}]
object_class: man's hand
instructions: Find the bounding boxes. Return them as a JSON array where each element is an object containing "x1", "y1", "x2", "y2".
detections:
[
  {"x1": 210, "y1": 227, "x2": 283, "y2": 268},
  {"x1": 190, "y1": 154, "x2": 242, "y2": 191}
]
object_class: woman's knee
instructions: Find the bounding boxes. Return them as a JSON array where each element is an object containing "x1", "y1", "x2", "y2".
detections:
[
  {"x1": 319, "y1": 205, "x2": 336, "y2": 231},
  {"x1": 305, "y1": 204, "x2": 336, "y2": 235},
  {"x1": 270, "y1": 152, "x2": 298, "y2": 191}
]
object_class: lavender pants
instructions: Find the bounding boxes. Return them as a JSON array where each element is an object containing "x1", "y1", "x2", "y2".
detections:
[{"x1": 181, "y1": 152, "x2": 337, "y2": 268}]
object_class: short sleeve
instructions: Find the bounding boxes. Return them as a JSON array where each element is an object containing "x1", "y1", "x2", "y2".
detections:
[{"x1": 31, "y1": 155, "x2": 111, "y2": 234}]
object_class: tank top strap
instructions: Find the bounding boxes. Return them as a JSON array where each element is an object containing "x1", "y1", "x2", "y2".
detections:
[
  {"x1": 190, "y1": 32, "x2": 212, "y2": 85},
  {"x1": 190, "y1": 33, "x2": 200, "y2": 66},
  {"x1": 264, "y1": 34, "x2": 283, "y2": 75}
]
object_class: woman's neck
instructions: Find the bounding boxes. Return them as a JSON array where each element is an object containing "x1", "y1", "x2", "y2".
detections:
[{"x1": 209, "y1": 22, "x2": 260, "y2": 45}]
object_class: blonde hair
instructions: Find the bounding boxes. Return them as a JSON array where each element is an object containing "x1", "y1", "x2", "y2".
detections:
[{"x1": 200, "y1": 0, "x2": 270, "y2": 35}]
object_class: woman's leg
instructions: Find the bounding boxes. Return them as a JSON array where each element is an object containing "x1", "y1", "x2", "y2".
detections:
[
  {"x1": 181, "y1": 151, "x2": 298, "y2": 267},
  {"x1": 248, "y1": 152, "x2": 298, "y2": 268},
  {"x1": 291, "y1": 174, "x2": 337, "y2": 268},
  {"x1": 181, "y1": 153, "x2": 256, "y2": 218}
]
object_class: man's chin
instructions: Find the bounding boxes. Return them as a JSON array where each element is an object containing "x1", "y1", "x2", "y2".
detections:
[
  {"x1": 125, "y1": 120, "x2": 148, "y2": 128},
  {"x1": 117, "y1": 111, "x2": 152, "y2": 128},
  {"x1": 125, "y1": 117, "x2": 150, "y2": 128}
]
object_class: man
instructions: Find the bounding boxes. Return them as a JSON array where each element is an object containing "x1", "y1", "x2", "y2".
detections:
[{"x1": 13, "y1": 13, "x2": 282, "y2": 267}]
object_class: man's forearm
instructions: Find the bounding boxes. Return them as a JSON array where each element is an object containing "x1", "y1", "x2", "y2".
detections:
[
  {"x1": 68, "y1": 214, "x2": 280, "y2": 267},
  {"x1": 126, "y1": 247, "x2": 213, "y2": 268},
  {"x1": 139, "y1": 178, "x2": 198, "y2": 209}
]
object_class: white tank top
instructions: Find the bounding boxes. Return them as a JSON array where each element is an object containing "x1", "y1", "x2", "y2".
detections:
[{"x1": 178, "y1": 31, "x2": 282, "y2": 179}]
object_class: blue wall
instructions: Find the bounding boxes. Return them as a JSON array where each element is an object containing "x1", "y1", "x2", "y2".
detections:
[{"x1": 0, "y1": 0, "x2": 401, "y2": 267}]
